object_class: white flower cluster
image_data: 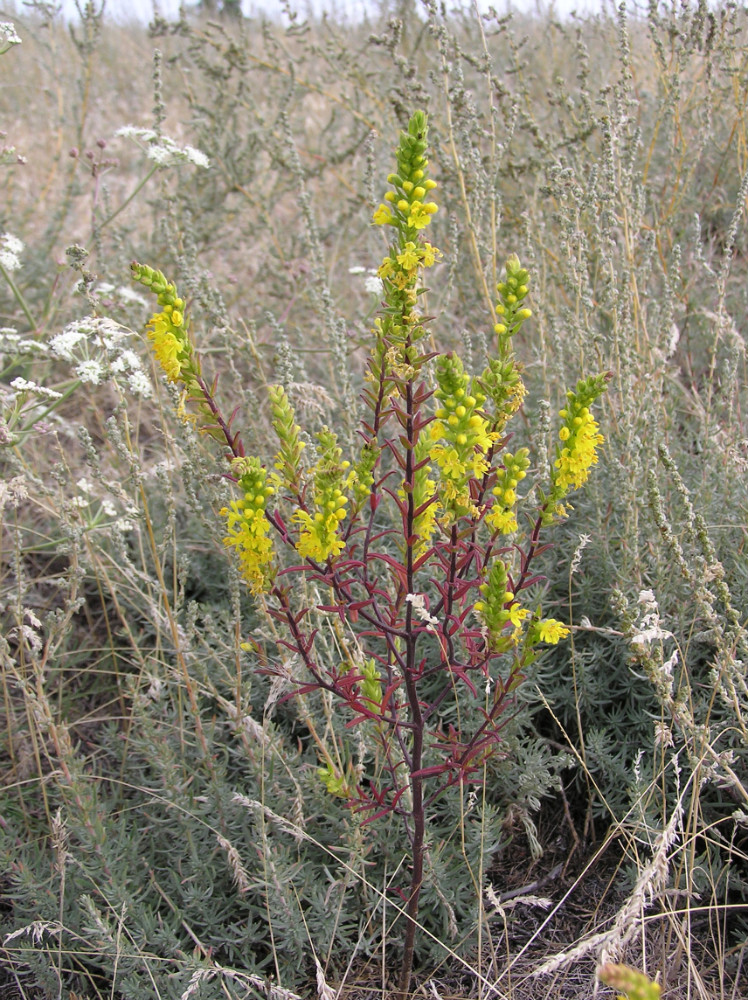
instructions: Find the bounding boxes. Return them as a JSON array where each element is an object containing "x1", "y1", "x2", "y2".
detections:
[
  {"x1": 49, "y1": 316, "x2": 153, "y2": 397},
  {"x1": 349, "y1": 265, "x2": 384, "y2": 297},
  {"x1": 0, "y1": 232, "x2": 24, "y2": 271},
  {"x1": 95, "y1": 282, "x2": 148, "y2": 308},
  {"x1": 0, "y1": 22, "x2": 21, "y2": 53},
  {"x1": 115, "y1": 125, "x2": 210, "y2": 169},
  {"x1": 0, "y1": 327, "x2": 47, "y2": 364},
  {"x1": 10, "y1": 377, "x2": 63, "y2": 401}
]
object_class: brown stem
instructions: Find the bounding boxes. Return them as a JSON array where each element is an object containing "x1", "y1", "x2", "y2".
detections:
[
  {"x1": 194, "y1": 373, "x2": 245, "y2": 458},
  {"x1": 396, "y1": 375, "x2": 425, "y2": 1000}
]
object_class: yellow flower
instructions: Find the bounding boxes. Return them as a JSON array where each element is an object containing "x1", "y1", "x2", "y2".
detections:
[
  {"x1": 507, "y1": 602, "x2": 528, "y2": 628},
  {"x1": 407, "y1": 201, "x2": 437, "y2": 230},
  {"x1": 396, "y1": 242, "x2": 420, "y2": 271},
  {"x1": 373, "y1": 204, "x2": 395, "y2": 226},
  {"x1": 378, "y1": 256, "x2": 395, "y2": 278},
  {"x1": 535, "y1": 619, "x2": 570, "y2": 644},
  {"x1": 420, "y1": 242, "x2": 440, "y2": 267},
  {"x1": 486, "y1": 507, "x2": 517, "y2": 535}
]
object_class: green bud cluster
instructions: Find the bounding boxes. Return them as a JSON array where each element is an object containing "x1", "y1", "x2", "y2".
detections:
[
  {"x1": 492, "y1": 448, "x2": 530, "y2": 509},
  {"x1": 235, "y1": 456, "x2": 275, "y2": 504},
  {"x1": 313, "y1": 427, "x2": 350, "y2": 497},
  {"x1": 269, "y1": 384, "x2": 305, "y2": 496},
  {"x1": 349, "y1": 440, "x2": 379, "y2": 506},
  {"x1": 479, "y1": 357, "x2": 527, "y2": 434},
  {"x1": 433, "y1": 355, "x2": 487, "y2": 436},
  {"x1": 473, "y1": 558, "x2": 527, "y2": 652},
  {"x1": 317, "y1": 762, "x2": 351, "y2": 798},
  {"x1": 494, "y1": 254, "x2": 532, "y2": 351},
  {"x1": 360, "y1": 658, "x2": 383, "y2": 714},
  {"x1": 131, "y1": 262, "x2": 180, "y2": 308},
  {"x1": 563, "y1": 372, "x2": 611, "y2": 411}
]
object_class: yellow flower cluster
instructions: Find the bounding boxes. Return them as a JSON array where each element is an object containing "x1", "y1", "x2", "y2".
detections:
[
  {"x1": 146, "y1": 306, "x2": 189, "y2": 382},
  {"x1": 486, "y1": 448, "x2": 530, "y2": 535},
  {"x1": 131, "y1": 263, "x2": 194, "y2": 384},
  {"x1": 293, "y1": 428, "x2": 349, "y2": 563},
  {"x1": 473, "y1": 559, "x2": 528, "y2": 652},
  {"x1": 221, "y1": 457, "x2": 275, "y2": 595},
  {"x1": 378, "y1": 241, "x2": 441, "y2": 286},
  {"x1": 553, "y1": 404, "x2": 604, "y2": 494},
  {"x1": 429, "y1": 353, "x2": 495, "y2": 516},
  {"x1": 372, "y1": 111, "x2": 439, "y2": 235}
]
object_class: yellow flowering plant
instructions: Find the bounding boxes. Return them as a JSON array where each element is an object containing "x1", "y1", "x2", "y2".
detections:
[{"x1": 132, "y1": 111, "x2": 608, "y2": 997}]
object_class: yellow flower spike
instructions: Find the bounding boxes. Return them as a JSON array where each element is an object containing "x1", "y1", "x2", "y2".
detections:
[
  {"x1": 221, "y1": 457, "x2": 276, "y2": 595},
  {"x1": 552, "y1": 379, "x2": 607, "y2": 496},
  {"x1": 146, "y1": 318, "x2": 182, "y2": 382},
  {"x1": 293, "y1": 427, "x2": 350, "y2": 563},
  {"x1": 132, "y1": 263, "x2": 197, "y2": 386},
  {"x1": 370, "y1": 111, "x2": 442, "y2": 375},
  {"x1": 429, "y1": 353, "x2": 494, "y2": 519},
  {"x1": 486, "y1": 448, "x2": 530, "y2": 535}
]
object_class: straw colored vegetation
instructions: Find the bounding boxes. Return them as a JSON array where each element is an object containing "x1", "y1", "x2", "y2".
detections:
[{"x1": 0, "y1": 1, "x2": 747, "y2": 998}]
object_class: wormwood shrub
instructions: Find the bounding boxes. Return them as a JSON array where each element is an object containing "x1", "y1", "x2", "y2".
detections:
[{"x1": 130, "y1": 110, "x2": 608, "y2": 997}]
